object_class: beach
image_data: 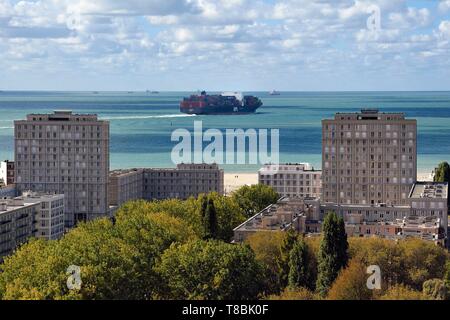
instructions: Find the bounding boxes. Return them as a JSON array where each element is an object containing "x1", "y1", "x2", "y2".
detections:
[{"x1": 224, "y1": 173, "x2": 259, "y2": 194}]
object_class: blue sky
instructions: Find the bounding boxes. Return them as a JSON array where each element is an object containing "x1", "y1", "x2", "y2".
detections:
[{"x1": 0, "y1": 0, "x2": 450, "y2": 91}]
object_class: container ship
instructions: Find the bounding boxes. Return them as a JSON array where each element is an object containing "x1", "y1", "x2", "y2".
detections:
[{"x1": 180, "y1": 91, "x2": 262, "y2": 115}]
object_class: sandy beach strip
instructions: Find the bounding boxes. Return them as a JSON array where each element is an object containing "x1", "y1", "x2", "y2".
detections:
[{"x1": 224, "y1": 173, "x2": 258, "y2": 194}]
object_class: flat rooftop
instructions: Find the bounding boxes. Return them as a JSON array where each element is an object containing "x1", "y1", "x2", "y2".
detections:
[
  {"x1": 15, "y1": 111, "x2": 107, "y2": 123},
  {"x1": 233, "y1": 197, "x2": 308, "y2": 232},
  {"x1": 409, "y1": 182, "x2": 448, "y2": 199},
  {"x1": 259, "y1": 163, "x2": 321, "y2": 173},
  {"x1": 109, "y1": 168, "x2": 143, "y2": 177},
  {"x1": 0, "y1": 200, "x2": 38, "y2": 214}
]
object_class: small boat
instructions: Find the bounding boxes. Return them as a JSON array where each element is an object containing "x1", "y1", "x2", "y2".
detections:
[{"x1": 269, "y1": 90, "x2": 280, "y2": 95}]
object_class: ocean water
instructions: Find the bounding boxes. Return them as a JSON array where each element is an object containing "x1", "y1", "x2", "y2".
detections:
[{"x1": 0, "y1": 91, "x2": 449, "y2": 173}]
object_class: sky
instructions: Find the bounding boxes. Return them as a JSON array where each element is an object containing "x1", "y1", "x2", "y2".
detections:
[{"x1": 0, "y1": 0, "x2": 450, "y2": 91}]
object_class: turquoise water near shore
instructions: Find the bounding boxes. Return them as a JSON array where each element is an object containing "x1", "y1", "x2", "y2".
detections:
[{"x1": 0, "y1": 91, "x2": 449, "y2": 173}]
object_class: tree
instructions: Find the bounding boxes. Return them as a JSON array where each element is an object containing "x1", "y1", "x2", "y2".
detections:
[
  {"x1": 445, "y1": 261, "x2": 450, "y2": 294},
  {"x1": 279, "y1": 229, "x2": 299, "y2": 288},
  {"x1": 0, "y1": 209, "x2": 196, "y2": 300},
  {"x1": 434, "y1": 161, "x2": 450, "y2": 183},
  {"x1": 316, "y1": 211, "x2": 349, "y2": 297},
  {"x1": 203, "y1": 197, "x2": 218, "y2": 239},
  {"x1": 267, "y1": 287, "x2": 317, "y2": 300},
  {"x1": 327, "y1": 258, "x2": 373, "y2": 300},
  {"x1": 288, "y1": 237, "x2": 312, "y2": 290},
  {"x1": 245, "y1": 231, "x2": 285, "y2": 294},
  {"x1": 202, "y1": 192, "x2": 246, "y2": 241},
  {"x1": 422, "y1": 279, "x2": 447, "y2": 300},
  {"x1": 379, "y1": 284, "x2": 423, "y2": 300},
  {"x1": 155, "y1": 240, "x2": 265, "y2": 300},
  {"x1": 115, "y1": 194, "x2": 246, "y2": 242},
  {"x1": 434, "y1": 161, "x2": 450, "y2": 206},
  {"x1": 231, "y1": 184, "x2": 279, "y2": 218}
]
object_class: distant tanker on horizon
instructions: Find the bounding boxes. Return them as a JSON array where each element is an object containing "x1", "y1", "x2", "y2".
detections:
[{"x1": 180, "y1": 91, "x2": 262, "y2": 115}]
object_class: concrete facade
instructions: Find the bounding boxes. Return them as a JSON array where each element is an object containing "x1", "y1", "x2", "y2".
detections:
[
  {"x1": 0, "y1": 192, "x2": 65, "y2": 259},
  {"x1": 108, "y1": 169, "x2": 144, "y2": 206},
  {"x1": 258, "y1": 163, "x2": 321, "y2": 198},
  {"x1": 322, "y1": 109, "x2": 417, "y2": 205},
  {"x1": 14, "y1": 111, "x2": 110, "y2": 227},
  {"x1": 108, "y1": 164, "x2": 224, "y2": 207}
]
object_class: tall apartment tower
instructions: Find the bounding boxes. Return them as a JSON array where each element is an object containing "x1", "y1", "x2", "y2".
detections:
[
  {"x1": 322, "y1": 109, "x2": 417, "y2": 205},
  {"x1": 14, "y1": 111, "x2": 110, "y2": 227}
]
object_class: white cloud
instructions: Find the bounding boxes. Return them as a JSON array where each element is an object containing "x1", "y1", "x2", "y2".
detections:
[
  {"x1": 0, "y1": 0, "x2": 449, "y2": 90},
  {"x1": 438, "y1": 0, "x2": 450, "y2": 13},
  {"x1": 438, "y1": 20, "x2": 450, "y2": 38}
]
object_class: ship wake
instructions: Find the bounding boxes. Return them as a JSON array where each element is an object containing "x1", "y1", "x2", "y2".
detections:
[{"x1": 101, "y1": 114, "x2": 197, "y2": 120}]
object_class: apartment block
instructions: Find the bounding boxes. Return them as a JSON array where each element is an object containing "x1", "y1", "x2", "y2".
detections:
[
  {"x1": 233, "y1": 197, "x2": 321, "y2": 242},
  {"x1": 14, "y1": 111, "x2": 110, "y2": 227},
  {"x1": 322, "y1": 109, "x2": 417, "y2": 206},
  {"x1": 0, "y1": 192, "x2": 64, "y2": 259},
  {"x1": 408, "y1": 182, "x2": 448, "y2": 231},
  {"x1": 258, "y1": 163, "x2": 322, "y2": 198},
  {"x1": 22, "y1": 191, "x2": 65, "y2": 240},
  {"x1": 108, "y1": 164, "x2": 224, "y2": 207},
  {"x1": 0, "y1": 160, "x2": 14, "y2": 186},
  {"x1": 142, "y1": 163, "x2": 224, "y2": 200},
  {"x1": 108, "y1": 168, "x2": 144, "y2": 206}
]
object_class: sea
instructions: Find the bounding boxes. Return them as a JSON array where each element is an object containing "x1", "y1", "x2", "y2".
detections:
[{"x1": 0, "y1": 91, "x2": 449, "y2": 173}]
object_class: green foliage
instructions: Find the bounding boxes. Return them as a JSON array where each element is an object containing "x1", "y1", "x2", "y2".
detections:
[
  {"x1": 279, "y1": 229, "x2": 299, "y2": 288},
  {"x1": 422, "y1": 279, "x2": 447, "y2": 300},
  {"x1": 316, "y1": 211, "x2": 349, "y2": 296},
  {"x1": 288, "y1": 237, "x2": 314, "y2": 290},
  {"x1": 434, "y1": 161, "x2": 450, "y2": 183},
  {"x1": 445, "y1": 261, "x2": 450, "y2": 294},
  {"x1": 202, "y1": 196, "x2": 218, "y2": 240},
  {"x1": 267, "y1": 287, "x2": 317, "y2": 300},
  {"x1": 349, "y1": 238, "x2": 448, "y2": 291},
  {"x1": 155, "y1": 240, "x2": 265, "y2": 300},
  {"x1": 204, "y1": 192, "x2": 246, "y2": 241},
  {"x1": 245, "y1": 231, "x2": 285, "y2": 295},
  {"x1": 231, "y1": 184, "x2": 279, "y2": 218},
  {"x1": 327, "y1": 258, "x2": 373, "y2": 300},
  {"x1": 115, "y1": 194, "x2": 245, "y2": 242},
  {"x1": 379, "y1": 284, "x2": 424, "y2": 300},
  {"x1": 434, "y1": 161, "x2": 450, "y2": 206},
  {"x1": 0, "y1": 212, "x2": 196, "y2": 300}
]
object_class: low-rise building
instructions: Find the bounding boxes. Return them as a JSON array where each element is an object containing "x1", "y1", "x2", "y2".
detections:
[
  {"x1": 108, "y1": 169, "x2": 144, "y2": 206},
  {"x1": 234, "y1": 181, "x2": 448, "y2": 246},
  {"x1": 408, "y1": 182, "x2": 448, "y2": 230},
  {"x1": 143, "y1": 163, "x2": 224, "y2": 200},
  {"x1": 233, "y1": 197, "x2": 321, "y2": 242},
  {"x1": 108, "y1": 164, "x2": 224, "y2": 207},
  {"x1": 0, "y1": 192, "x2": 64, "y2": 259},
  {"x1": 22, "y1": 191, "x2": 65, "y2": 240},
  {"x1": 258, "y1": 163, "x2": 321, "y2": 198}
]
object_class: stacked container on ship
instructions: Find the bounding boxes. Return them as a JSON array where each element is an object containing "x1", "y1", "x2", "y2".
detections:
[{"x1": 180, "y1": 91, "x2": 262, "y2": 115}]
